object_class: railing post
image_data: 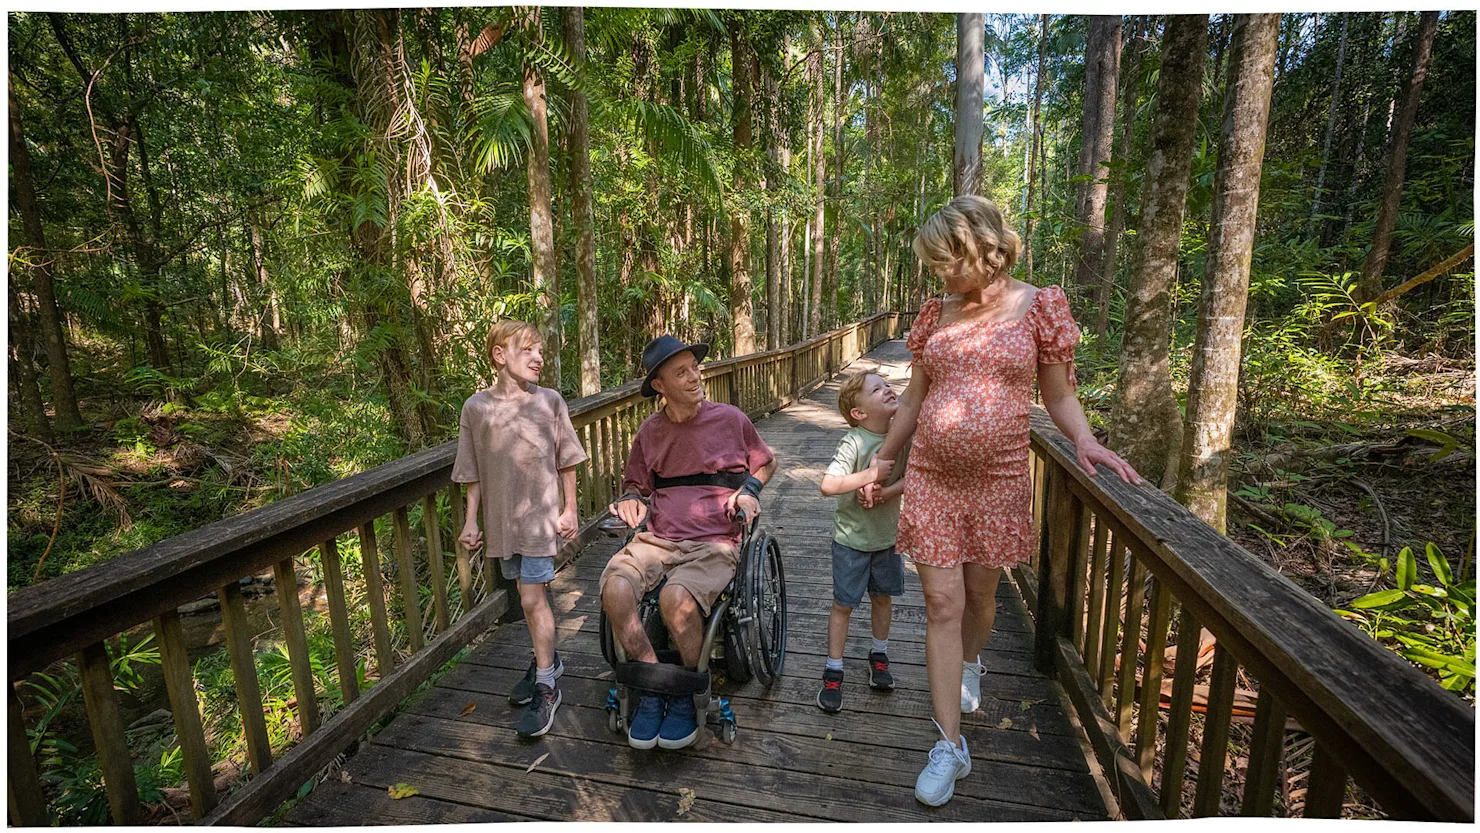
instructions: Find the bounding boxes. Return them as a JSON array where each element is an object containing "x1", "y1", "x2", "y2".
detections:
[
  {"x1": 1034, "y1": 464, "x2": 1085, "y2": 674},
  {"x1": 77, "y1": 642, "x2": 142, "y2": 824},
  {"x1": 7, "y1": 685, "x2": 47, "y2": 827}
]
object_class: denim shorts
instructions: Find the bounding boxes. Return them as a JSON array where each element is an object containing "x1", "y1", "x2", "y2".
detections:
[
  {"x1": 499, "y1": 553, "x2": 556, "y2": 585},
  {"x1": 831, "y1": 541, "x2": 904, "y2": 607}
]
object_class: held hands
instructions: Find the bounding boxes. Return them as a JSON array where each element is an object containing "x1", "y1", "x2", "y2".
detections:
[
  {"x1": 1075, "y1": 435, "x2": 1144, "y2": 485},
  {"x1": 857, "y1": 482, "x2": 880, "y2": 509},
  {"x1": 608, "y1": 496, "x2": 649, "y2": 529},
  {"x1": 458, "y1": 521, "x2": 483, "y2": 554},
  {"x1": 556, "y1": 507, "x2": 578, "y2": 540}
]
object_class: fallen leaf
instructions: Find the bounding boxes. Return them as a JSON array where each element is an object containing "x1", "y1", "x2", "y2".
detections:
[
  {"x1": 997, "y1": 717, "x2": 1013, "y2": 730},
  {"x1": 338, "y1": 770, "x2": 352, "y2": 784},
  {"x1": 526, "y1": 752, "x2": 550, "y2": 773},
  {"x1": 1019, "y1": 700, "x2": 1033, "y2": 712},
  {"x1": 387, "y1": 783, "x2": 419, "y2": 799},
  {"x1": 1029, "y1": 726, "x2": 1041, "y2": 742},
  {"x1": 460, "y1": 701, "x2": 477, "y2": 716},
  {"x1": 677, "y1": 788, "x2": 696, "y2": 817},
  {"x1": 597, "y1": 670, "x2": 613, "y2": 680},
  {"x1": 824, "y1": 733, "x2": 833, "y2": 741}
]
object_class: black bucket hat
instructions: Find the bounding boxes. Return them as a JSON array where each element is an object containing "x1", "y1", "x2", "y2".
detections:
[{"x1": 640, "y1": 335, "x2": 709, "y2": 398}]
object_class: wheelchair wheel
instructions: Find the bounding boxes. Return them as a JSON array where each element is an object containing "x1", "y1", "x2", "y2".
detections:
[{"x1": 743, "y1": 531, "x2": 787, "y2": 686}]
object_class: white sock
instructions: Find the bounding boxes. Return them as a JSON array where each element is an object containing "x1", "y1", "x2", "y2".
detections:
[
  {"x1": 825, "y1": 657, "x2": 844, "y2": 672},
  {"x1": 536, "y1": 664, "x2": 557, "y2": 688},
  {"x1": 871, "y1": 637, "x2": 888, "y2": 655}
]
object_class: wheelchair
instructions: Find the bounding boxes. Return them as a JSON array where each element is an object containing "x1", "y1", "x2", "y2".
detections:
[{"x1": 597, "y1": 508, "x2": 786, "y2": 745}]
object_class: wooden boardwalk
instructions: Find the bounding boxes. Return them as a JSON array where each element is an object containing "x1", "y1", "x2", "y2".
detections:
[{"x1": 287, "y1": 340, "x2": 1111, "y2": 824}]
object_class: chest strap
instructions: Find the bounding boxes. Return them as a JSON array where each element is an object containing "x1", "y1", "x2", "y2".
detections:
[{"x1": 651, "y1": 470, "x2": 749, "y2": 491}]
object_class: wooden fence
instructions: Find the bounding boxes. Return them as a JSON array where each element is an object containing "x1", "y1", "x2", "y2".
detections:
[
  {"x1": 1021, "y1": 410, "x2": 1474, "y2": 821},
  {"x1": 6, "y1": 311, "x2": 913, "y2": 827}
]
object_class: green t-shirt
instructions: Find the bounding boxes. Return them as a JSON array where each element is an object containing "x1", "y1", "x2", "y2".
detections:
[{"x1": 825, "y1": 426, "x2": 909, "y2": 552}]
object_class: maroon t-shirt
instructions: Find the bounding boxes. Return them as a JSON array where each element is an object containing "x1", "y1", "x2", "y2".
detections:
[{"x1": 623, "y1": 400, "x2": 775, "y2": 545}]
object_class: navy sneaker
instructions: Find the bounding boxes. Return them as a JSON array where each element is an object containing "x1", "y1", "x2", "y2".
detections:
[
  {"x1": 657, "y1": 694, "x2": 700, "y2": 749},
  {"x1": 816, "y1": 668, "x2": 844, "y2": 713},
  {"x1": 628, "y1": 693, "x2": 665, "y2": 750},
  {"x1": 868, "y1": 652, "x2": 895, "y2": 690},
  {"x1": 509, "y1": 653, "x2": 564, "y2": 706}
]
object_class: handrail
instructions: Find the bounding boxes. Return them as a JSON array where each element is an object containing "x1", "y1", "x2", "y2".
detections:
[
  {"x1": 6, "y1": 310, "x2": 914, "y2": 826},
  {"x1": 1022, "y1": 408, "x2": 1474, "y2": 821}
]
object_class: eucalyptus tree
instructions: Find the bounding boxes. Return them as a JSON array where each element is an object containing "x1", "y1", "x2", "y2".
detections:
[{"x1": 1073, "y1": 16, "x2": 1121, "y2": 305}]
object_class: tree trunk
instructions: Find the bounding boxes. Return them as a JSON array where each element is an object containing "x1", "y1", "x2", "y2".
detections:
[
  {"x1": 9, "y1": 289, "x2": 53, "y2": 443},
  {"x1": 1110, "y1": 15, "x2": 1208, "y2": 489},
  {"x1": 1174, "y1": 14, "x2": 1279, "y2": 532},
  {"x1": 824, "y1": 15, "x2": 847, "y2": 331},
  {"x1": 1094, "y1": 20, "x2": 1146, "y2": 338},
  {"x1": 563, "y1": 8, "x2": 601, "y2": 395},
  {"x1": 8, "y1": 71, "x2": 82, "y2": 429},
  {"x1": 953, "y1": 13, "x2": 985, "y2": 197},
  {"x1": 1074, "y1": 16, "x2": 1122, "y2": 302},
  {"x1": 1356, "y1": 11, "x2": 1439, "y2": 302},
  {"x1": 1025, "y1": 14, "x2": 1048, "y2": 283},
  {"x1": 247, "y1": 220, "x2": 281, "y2": 351},
  {"x1": 522, "y1": 7, "x2": 561, "y2": 386},
  {"x1": 809, "y1": 23, "x2": 826, "y2": 339},
  {"x1": 780, "y1": 145, "x2": 793, "y2": 344},
  {"x1": 729, "y1": 16, "x2": 757, "y2": 356},
  {"x1": 1309, "y1": 13, "x2": 1349, "y2": 231},
  {"x1": 763, "y1": 58, "x2": 782, "y2": 351}
]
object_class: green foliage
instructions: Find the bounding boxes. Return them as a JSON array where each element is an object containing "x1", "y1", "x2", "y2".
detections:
[{"x1": 1339, "y1": 544, "x2": 1477, "y2": 694}]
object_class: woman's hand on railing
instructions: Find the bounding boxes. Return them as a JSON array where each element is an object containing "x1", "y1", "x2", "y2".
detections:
[
  {"x1": 458, "y1": 521, "x2": 483, "y2": 554},
  {"x1": 608, "y1": 496, "x2": 649, "y2": 529},
  {"x1": 1074, "y1": 434, "x2": 1143, "y2": 485}
]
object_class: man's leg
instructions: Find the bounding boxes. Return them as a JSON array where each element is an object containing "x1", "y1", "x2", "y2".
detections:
[
  {"x1": 602, "y1": 575, "x2": 658, "y2": 663},
  {"x1": 658, "y1": 583, "x2": 705, "y2": 667}
]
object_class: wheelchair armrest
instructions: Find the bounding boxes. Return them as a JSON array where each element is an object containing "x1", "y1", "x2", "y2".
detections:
[{"x1": 613, "y1": 661, "x2": 710, "y2": 695}]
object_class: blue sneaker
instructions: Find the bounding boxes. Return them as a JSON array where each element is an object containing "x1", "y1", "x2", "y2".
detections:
[
  {"x1": 658, "y1": 694, "x2": 699, "y2": 749},
  {"x1": 627, "y1": 693, "x2": 665, "y2": 750}
]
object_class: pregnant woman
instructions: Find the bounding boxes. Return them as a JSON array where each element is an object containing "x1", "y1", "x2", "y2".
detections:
[{"x1": 872, "y1": 196, "x2": 1141, "y2": 806}]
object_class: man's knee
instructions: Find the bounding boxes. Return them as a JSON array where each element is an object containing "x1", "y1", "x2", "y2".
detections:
[
  {"x1": 602, "y1": 574, "x2": 636, "y2": 612},
  {"x1": 659, "y1": 583, "x2": 700, "y2": 625}
]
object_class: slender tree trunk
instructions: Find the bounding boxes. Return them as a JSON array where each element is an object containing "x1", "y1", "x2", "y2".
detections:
[
  {"x1": 1309, "y1": 13, "x2": 1349, "y2": 231},
  {"x1": 1356, "y1": 11, "x2": 1439, "y2": 302},
  {"x1": 780, "y1": 145, "x2": 793, "y2": 344},
  {"x1": 1175, "y1": 14, "x2": 1279, "y2": 531},
  {"x1": 809, "y1": 23, "x2": 826, "y2": 339},
  {"x1": 8, "y1": 71, "x2": 82, "y2": 429},
  {"x1": 1095, "y1": 20, "x2": 1145, "y2": 337},
  {"x1": 824, "y1": 15, "x2": 847, "y2": 331},
  {"x1": 954, "y1": 13, "x2": 985, "y2": 197},
  {"x1": 563, "y1": 8, "x2": 601, "y2": 395},
  {"x1": 9, "y1": 290, "x2": 53, "y2": 443},
  {"x1": 1110, "y1": 15, "x2": 1207, "y2": 488},
  {"x1": 1025, "y1": 14, "x2": 1048, "y2": 283},
  {"x1": 729, "y1": 17, "x2": 757, "y2": 356},
  {"x1": 763, "y1": 58, "x2": 782, "y2": 351},
  {"x1": 521, "y1": 7, "x2": 561, "y2": 386},
  {"x1": 247, "y1": 220, "x2": 281, "y2": 351},
  {"x1": 1074, "y1": 16, "x2": 1122, "y2": 302}
]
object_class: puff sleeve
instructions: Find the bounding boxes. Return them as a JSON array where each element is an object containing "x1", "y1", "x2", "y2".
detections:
[
  {"x1": 906, "y1": 298, "x2": 943, "y2": 356},
  {"x1": 1032, "y1": 285, "x2": 1081, "y2": 387}
]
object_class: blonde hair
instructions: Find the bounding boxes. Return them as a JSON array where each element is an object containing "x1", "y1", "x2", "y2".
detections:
[
  {"x1": 484, "y1": 320, "x2": 541, "y2": 370},
  {"x1": 837, "y1": 372, "x2": 876, "y2": 427},
  {"x1": 912, "y1": 195, "x2": 1022, "y2": 287}
]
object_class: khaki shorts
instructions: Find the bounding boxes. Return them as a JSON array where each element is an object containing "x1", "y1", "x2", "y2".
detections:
[{"x1": 599, "y1": 532, "x2": 740, "y2": 617}]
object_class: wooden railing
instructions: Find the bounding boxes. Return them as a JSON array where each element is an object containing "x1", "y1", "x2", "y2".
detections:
[
  {"x1": 1021, "y1": 410, "x2": 1474, "y2": 821},
  {"x1": 5, "y1": 311, "x2": 914, "y2": 827}
]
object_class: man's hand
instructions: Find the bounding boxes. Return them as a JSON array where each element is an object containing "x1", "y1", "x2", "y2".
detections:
[
  {"x1": 608, "y1": 496, "x2": 649, "y2": 529},
  {"x1": 727, "y1": 489, "x2": 761, "y2": 520},
  {"x1": 458, "y1": 521, "x2": 483, "y2": 553},
  {"x1": 556, "y1": 507, "x2": 578, "y2": 540}
]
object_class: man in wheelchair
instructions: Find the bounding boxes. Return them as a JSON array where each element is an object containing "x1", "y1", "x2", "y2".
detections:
[{"x1": 600, "y1": 334, "x2": 777, "y2": 750}]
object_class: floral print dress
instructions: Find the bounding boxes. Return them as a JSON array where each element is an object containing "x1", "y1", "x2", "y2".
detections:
[{"x1": 897, "y1": 285, "x2": 1080, "y2": 569}]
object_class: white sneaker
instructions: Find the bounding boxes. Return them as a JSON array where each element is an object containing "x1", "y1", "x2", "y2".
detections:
[
  {"x1": 961, "y1": 659, "x2": 986, "y2": 713},
  {"x1": 915, "y1": 728, "x2": 971, "y2": 806}
]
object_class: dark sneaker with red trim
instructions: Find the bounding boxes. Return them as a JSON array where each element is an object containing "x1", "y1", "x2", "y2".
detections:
[
  {"x1": 868, "y1": 651, "x2": 895, "y2": 690},
  {"x1": 816, "y1": 668, "x2": 844, "y2": 713}
]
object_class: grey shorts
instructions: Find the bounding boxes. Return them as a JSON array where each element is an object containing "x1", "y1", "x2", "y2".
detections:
[
  {"x1": 831, "y1": 542, "x2": 904, "y2": 608},
  {"x1": 498, "y1": 553, "x2": 556, "y2": 585}
]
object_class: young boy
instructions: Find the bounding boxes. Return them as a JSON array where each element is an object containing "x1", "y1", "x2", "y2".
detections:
[
  {"x1": 816, "y1": 371, "x2": 910, "y2": 712},
  {"x1": 454, "y1": 321, "x2": 588, "y2": 739}
]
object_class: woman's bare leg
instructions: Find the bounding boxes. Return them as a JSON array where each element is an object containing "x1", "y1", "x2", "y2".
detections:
[
  {"x1": 959, "y1": 564, "x2": 1003, "y2": 663},
  {"x1": 917, "y1": 562, "x2": 966, "y2": 746}
]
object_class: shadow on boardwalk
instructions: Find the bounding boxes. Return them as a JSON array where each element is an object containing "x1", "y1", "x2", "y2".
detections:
[{"x1": 286, "y1": 339, "x2": 1112, "y2": 824}]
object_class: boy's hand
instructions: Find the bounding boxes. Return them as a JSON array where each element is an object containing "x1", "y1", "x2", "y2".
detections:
[
  {"x1": 458, "y1": 522, "x2": 483, "y2": 553},
  {"x1": 857, "y1": 482, "x2": 879, "y2": 509},
  {"x1": 556, "y1": 508, "x2": 578, "y2": 540}
]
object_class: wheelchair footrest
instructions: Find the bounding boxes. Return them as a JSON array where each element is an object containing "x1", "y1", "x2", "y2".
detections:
[{"x1": 614, "y1": 661, "x2": 710, "y2": 695}]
